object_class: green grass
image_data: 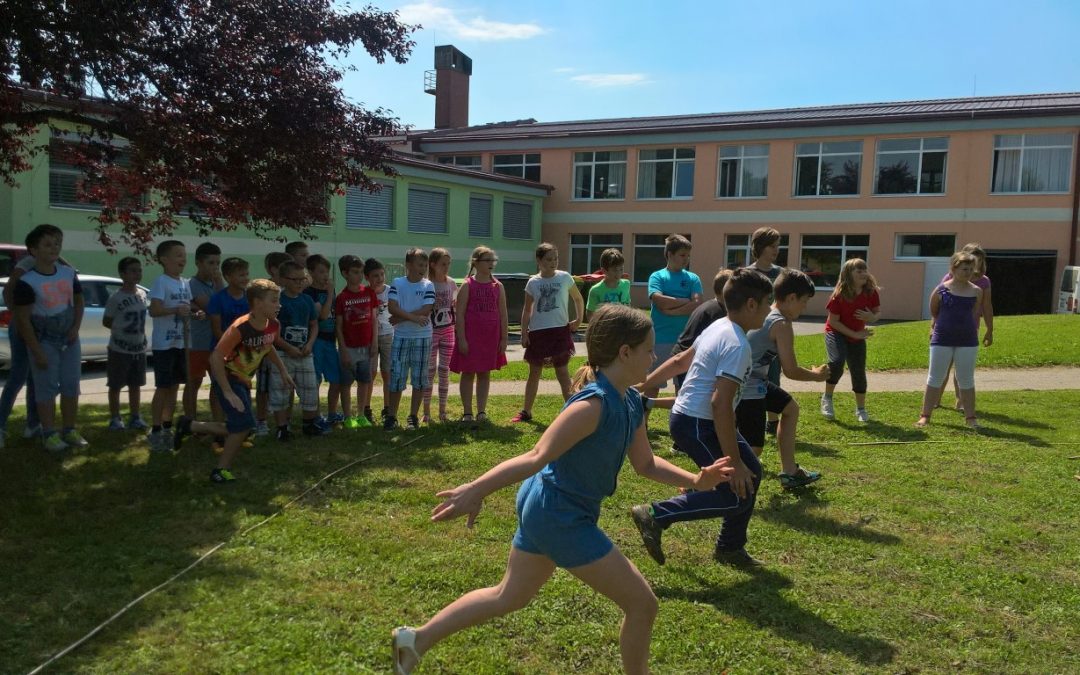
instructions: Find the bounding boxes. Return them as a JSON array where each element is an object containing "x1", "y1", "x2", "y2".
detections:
[
  {"x1": 2, "y1": 392, "x2": 1078, "y2": 673},
  {"x1": 793, "y1": 314, "x2": 1080, "y2": 370}
]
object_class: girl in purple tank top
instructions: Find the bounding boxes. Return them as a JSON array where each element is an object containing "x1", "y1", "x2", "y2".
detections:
[
  {"x1": 917, "y1": 251, "x2": 984, "y2": 429},
  {"x1": 935, "y1": 243, "x2": 994, "y2": 409}
]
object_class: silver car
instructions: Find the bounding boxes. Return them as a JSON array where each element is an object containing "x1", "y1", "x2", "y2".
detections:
[{"x1": 0, "y1": 274, "x2": 150, "y2": 367}]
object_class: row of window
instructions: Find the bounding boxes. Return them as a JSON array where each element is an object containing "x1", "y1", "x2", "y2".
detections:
[
  {"x1": 570, "y1": 232, "x2": 956, "y2": 288},
  {"x1": 439, "y1": 132, "x2": 1075, "y2": 200}
]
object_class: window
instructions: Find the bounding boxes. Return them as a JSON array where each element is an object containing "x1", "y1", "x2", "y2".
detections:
[
  {"x1": 725, "y1": 234, "x2": 790, "y2": 269},
  {"x1": 345, "y1": 182, "x2": 394, "y2": 230},
  {"x1": 895, "y1": 234, "x2": 955, "y2": 258},
  {"x1": 493, "y1": 153, "x2": 541, "y2": 181},
  {"x1": 637, "y1": 148, "x2": 695, "y2": 199},
  {"x1": 992, "y1": 133, "x2": 1073, "y2": 193},
  {"x1": 437, "y1": 155, "x2": 482, "y2": 170},
  {"x1": 718, "y1": 144, "x2": 769, "y2": 197},
  {"x1": 570, "y1": 234, "x2": 624, "y2": 275},
  {"x1": 794, "y1": 141, "x2": 863, "y2": 196},
  {"x1": 407, "y1": 186, "x2": 448, "y2": 234},
  {"x1": 632, "y1": 234, "x2": 691, "y2": 283},
  {"x1": 502, "y1": 200, "x2": 533, "y2": 240},
  {"x1": 799, "y1": 234, "x2": 870, "y2": 288},
  {"x1": 468, "y1": 194, "x2": 492, "y2": 238},
  {"x1": 875, "y1": 138, "x2": 948, "y2": 195},
  {"x1": 573, "y1": 151, "x2": 627, "y2": 200}
]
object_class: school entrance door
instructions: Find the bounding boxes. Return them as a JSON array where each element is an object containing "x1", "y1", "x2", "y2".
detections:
[{"x1": 985, "y1": 250, "x2": 1057, "y2": 315}]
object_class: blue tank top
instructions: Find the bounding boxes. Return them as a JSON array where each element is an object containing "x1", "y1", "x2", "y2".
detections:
[
  {"x1": 538, "y1": 372, "x2": 645, "y2": 502},
  {"x1": 930, "y1": 285, "x2": 979, "y2": 347}
]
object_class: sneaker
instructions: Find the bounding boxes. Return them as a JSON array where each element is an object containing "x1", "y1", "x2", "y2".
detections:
[
  {"x1": 820, "y1": 396, "x2": 835, "y2": 420},
  {"x1": 62, "y1": 429, "x2": 90, "y2": 448},
  {"x1": 24, "y1": 423, "x2": 42, "y2": 439},
  {"x1": 148, "y1": 430, "x2": 165, "y2": 453},
  {"x1": 109, "y1": 416, "x2": 126, "y2": 431},
  {"x1": 405, "y1": 415, "x2": 420, "y2": 431},
  {"x1": 344, "y1": 416, "x2": 361, "y2": 429},
  {"x1": 383, "y1": 416, "x2": 398, "y2": 431},
  {"x1": 364, "y1": 407, "x2": 375, "y2": 424},
  {"x1": 43, "y1": 433, "x2": 69, "y2": 454},
  {"x1": 276, "y1": 427, "x2": 293, "y2": 442},
  {"x1": 210, "y1": 468, "x2": 237, "y2": 484},
  {"x1": 354, "y1": 415, "x2": 372, "y2": 428},
  {"x1": 303, "y1": 421, "x2": 331, "y2": 436},
  {"x1": 127, "y1": 415, "x2": 149, "y2": 431},
  {"x1": 855, "y1": 408, "x2": 870, "y2": 423},
  {"x1": 174, "y1": 416, "x2": 193, "y2": 450},
  {"x1": 765, "y1": 419, "x2": 779, "y2": 436},
  {"x1": 713, "y1": 547, "x2": 763, "y2": 569},
  {"x1": 630, "y1": 504, "x2": 666, "y2": 565},
  {"x1": 328, "y1": 412, "x2": 346, "y2": 426},
  {"x1": 160, "y1": 428, "x2": 174, "y2": 451},
  {"x1": 510, "y1": 410, "x2": 532, "y2": 423},
  {"x1": 778, "y1": 466, "x2": 823, "y2": 490},
  {"x1": 380, "y1": 407, "x2": 389, "y2": 423},
  {"x1": 254, "y1": 420, "x2": 270, "y2": 437}
]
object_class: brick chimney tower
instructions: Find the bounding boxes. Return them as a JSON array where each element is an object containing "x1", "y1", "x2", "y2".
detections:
[{"x1": 425, "y1": 45, "x2": 471, "y2": 129}]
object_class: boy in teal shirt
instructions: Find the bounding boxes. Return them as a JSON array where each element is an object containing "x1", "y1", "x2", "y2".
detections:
[{"x1": 645, "y1": 234, "x2": 702, "y2": 398}]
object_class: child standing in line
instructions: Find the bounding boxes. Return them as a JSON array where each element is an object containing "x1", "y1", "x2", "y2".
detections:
[
  {"x1": 821, "y1": 258, "x2": 880, "y2": 422},
  {"x1": 175, "y1": 279, "x2": 294, "y2": 483},
  {"x1": 584, "y1": 248, "x2": 631, "y2": 321},
  {"x1": 644, "y1": 234, "x2": 703, "y2": 401},
  {"x1": 148, "y1": 240, "x2": 193, "y2": 452},
  {"x1": 423, "y1": 248, "x2": 457, "y2": 423},
  {"x1": 103, "y1": 257, "x2": 149, "y2": 431},
  {"x1": 180, "y1": 242, "x2": 224, "y2": 435},
  {"x1": 936, "y1": 242, "x2": 994, "y2": 410},
  {"x1": 0, "y1": 254, "x2": 45, "y2": 447},
  {"x1": 386, "y1": 248, "x2": 436, "y2": 432},
  {"x1": 271, "y1": 261, "x2": 326, "y2": 439},
  {"x1": 365, "y1": 257, "x2": 394, "y2": 425},
  {"x1": 917, "y1": 251, "x2": 983, "y2": 429},
  {"x1": 11, "y1": 224, "x2": 88, "y2": 454},
  {"x1": 391, "y1": 304, "x2": 734, "y2": 675},
  {"x1": 304, "y1": 254, "x2": 345, "y2": 426},
  {"x1": 335, "y1": 256, "x2": 379, "y2": 429},
  {"x1": 746, "y1": 227, "x2": 784, "y2": 435},
  {"x1": 512, "y1": 242, "x2": 585, "y2": 423},
  {"x1": 449, "y1": 246, "x2": 508, "y2": 424}
]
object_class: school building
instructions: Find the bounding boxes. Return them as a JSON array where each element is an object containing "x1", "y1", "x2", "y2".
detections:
[{"x1": 408, "y1": 47, "x2": 1080, "y2": 320}]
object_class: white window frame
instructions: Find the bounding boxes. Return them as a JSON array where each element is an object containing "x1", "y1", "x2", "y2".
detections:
[
  {"x1": 793, "y1": 141, "x2": 863, "y2": 197},
  {"x1": 631, "y1": 233, "x2": 691, "y2": 284},
  {"x1": 873, "y1": 137, "x2": 949, "y2": 196},
  {"x1": 717, "y1": 144, "x2": 769, "y2": 198},
  {"x1": 799, "y1": 234, "x2": 870, "y2": 290},
  {"x1": 725, "y1": 233, "x2": 790, "y2": 270},
  {"x1": 893, "y1": 233, "x2": 956, "y2": 260},
  {"x1": 991, "y1": 133, "x2": 1074, "y2": 194},
  {"x1": 636, "y1": 147, "x2": 695, "y2": 200},
  {"x1": 569, "y1": 234, "x2": 624, "y2": 276},
  {"x1": 437, "y1": 155, "x2": 482, "y2": 171},
  {"x1": 572, "y1": 150, "x2": 627, "y2": 201},
  {"x1": 492, "y1": 153, "x2": 541, "y2": 181}
]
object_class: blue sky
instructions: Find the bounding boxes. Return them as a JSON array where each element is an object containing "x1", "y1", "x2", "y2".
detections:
[{"x1": 339, "y1": 0, "x2": 1080, "y2": 131}]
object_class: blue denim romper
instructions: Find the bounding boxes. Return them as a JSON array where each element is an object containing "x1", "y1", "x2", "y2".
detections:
[{"x1": 512, "y1": 372, "x2": 644, "y2": 568}]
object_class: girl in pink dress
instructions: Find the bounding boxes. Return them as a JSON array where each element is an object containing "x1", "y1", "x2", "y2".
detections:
[{"x1": 449, "y1": 246, "x2": 508, "y2": 424}]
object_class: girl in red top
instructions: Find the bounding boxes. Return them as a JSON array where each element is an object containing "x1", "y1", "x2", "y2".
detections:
[{"x1": 821, "y1": 258, "x2": 880, "y2": 422}]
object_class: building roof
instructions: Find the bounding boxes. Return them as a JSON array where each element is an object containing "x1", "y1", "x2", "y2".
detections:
[
  {"x1": 390, "y1": 152, "x2": 553, "y2": 193},
  {"x1": 413, "y1": 92, "x2": 1080, "y2": 143}
]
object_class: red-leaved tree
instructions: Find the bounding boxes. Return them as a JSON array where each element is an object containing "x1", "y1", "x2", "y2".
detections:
[{"x1": 0, "y1": 1, "x2": 417, "y2": 254}]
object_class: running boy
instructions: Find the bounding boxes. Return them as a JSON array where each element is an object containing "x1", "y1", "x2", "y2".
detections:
[
  {"x1": 584, "y1": 248, "x2": 631, "y2": 321},
  {"x1": 148, "y1": 240, "x2": 192, "y2": 452},
  {"x1": 272, "y1": 261, "x2": 325, "y2": 439},
  {"x1": 386, "y1": 248, "x2": 435, "y2": 431},
  {"x1": 335, "y1": 256, "x2": 379, "y2": 428},
  {"x1": 103, "y1": 257, "x2": 149, "y2": 431}
]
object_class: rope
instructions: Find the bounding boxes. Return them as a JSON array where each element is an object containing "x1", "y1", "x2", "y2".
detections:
[{"x1": 27, "y1": 434, "x2": 428, "y2": 674}]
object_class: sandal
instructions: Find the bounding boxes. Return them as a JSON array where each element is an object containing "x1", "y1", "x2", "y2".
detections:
[
  {"x1": 391, "y1": 626, "x2": 421, "y2": 675},
  {"x1": 965, "y1": 416, "x2": 980, "y2": 429},
  {"x1": 510, "y1": 410, "x2": 532, "y2": 423},
  {"x1": 459, "y1": 413, "x2": 474, "y2": 424},
  {"x1": 915, "y1": 414, "x2": 930, "y2": 428},
  {"x1": 476, "y1": 412, "x2": 488, "y2": 424}
]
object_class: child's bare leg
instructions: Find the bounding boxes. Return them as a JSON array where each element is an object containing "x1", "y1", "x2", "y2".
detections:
[
  {"x1": 358, "y1": 381, "x2": 373, "y2": 414},
  {"x1": 476, "y1": 372, "x2": 491, "y2": 414},
  {"x1": 128, "y1": 386, "x2": 141, "y2": 419},
  {"x1": 256, "y1": 390, "x2": 268, "y2": 423},
  {"x1": 409, "y1": 387, "x2": 423, "y2": 418},
  {"x1": 216, "y1": 431, "x2": 247, "y2": 470},
  {"x1": 554, "y1": 364, "x2": 572, "y2": 401},
  {"x1": 60, "y1": 395, "x2": 77, "y2": 429},
  {"x1": 152, "y1": 385, "x2": 179, "y2": 425},
  {"x1": 209, "y1": 389, "x2": 223, "y2": 423},
  {"x1": 326, "y1": 383, "x2": 339, "y2": 416},
  {"x1": 459, "y1": 373, "x2": 475, "y2": 416},
  {"x1": 918, "y1": 385, "x2": 944, "y2": 424},
  {"x1": 182, "y1": 375, "x2": 202, "y2": 419},
  {"x1": 568, "y1": 548, "x2": 658, "y2": 675},
  {"x1": 854, "y1": 392, "x2": 866, "y2": 409},
  {"x1": 191, "y1": 420, "x2": 227, "y2": 437},
  {"x1": 824, "y1": 382, "x2": 836, "y2": 396},
  {"x1": 108, "y1": 388, "x2": 122, "y2": 420},
  {"x1": 959, "y1": 387, "x2": 977, "y2": 420},
  {"x1": 408, "y1": 548, "x2": 555, "y2": 670},
  {"x1": 522, "y1": 362, "x2": 543, "y2": 414},
  {"x1": 341, "y1": 379, "x2": 353, "y2": 418},
  {"x1": 388, "y1": 390, "x2": 403, "y2": 419},
  {"x1": 777, "y1": 400, "x2": 800, "y2": 475},
  {"x1": 381, "y1": 370, "x2": 391, "y2": 410}
]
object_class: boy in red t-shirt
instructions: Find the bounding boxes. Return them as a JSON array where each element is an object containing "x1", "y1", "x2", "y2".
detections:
[
  {"x1": 335, "y1": 257, "x2": 379, "y2": 428},
  {"x1": 822, "y1": 258, "x2": 880, "y2": 422}
]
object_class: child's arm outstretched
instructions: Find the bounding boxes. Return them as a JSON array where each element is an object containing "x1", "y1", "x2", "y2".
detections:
[
  {"x1": 774, "y1": 320, "x2": 830, "y2": 382},
  {"x1": 431, "y1": 398, "x2": 602, "y2": 527},
  {"x1": 627, "y1": 420, "x2": 732, "y2": 489}
]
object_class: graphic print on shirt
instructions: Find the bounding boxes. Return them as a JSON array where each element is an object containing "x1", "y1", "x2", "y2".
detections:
[
  {"x1": 224, "y1": 318, "x2": 279, "y2": 384},
  {"x1": 113, "y1": 292, "x2": 148, "y2": 353},
  {"x1": 536, "y1": 282, "x2": 561, "y2": 313}
]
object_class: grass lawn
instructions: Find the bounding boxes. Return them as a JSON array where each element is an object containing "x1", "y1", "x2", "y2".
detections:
[{"x1": 2, "y1": 392, "x2": 1078, "y2": 673}]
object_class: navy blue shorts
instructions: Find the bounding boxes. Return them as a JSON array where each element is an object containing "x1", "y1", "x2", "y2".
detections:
[
  {"x1": 152, "y1": 348, "x2": 186, "y2": 389},
  {"x1": 212, "y1": 378, "x2": 255, "y2": 434},
  {"x1": 512, "y1": 475, "x2": 612, "y2": 569}
]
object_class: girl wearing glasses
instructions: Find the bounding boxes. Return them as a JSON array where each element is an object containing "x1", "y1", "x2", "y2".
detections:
[{"x1": 449, "y1": 246, "x2": 508, "y2": 424}]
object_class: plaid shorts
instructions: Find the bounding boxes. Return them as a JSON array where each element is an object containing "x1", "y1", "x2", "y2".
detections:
[
  {"x1": 269, "y1": 353, "x2": 319, "y2": 412},
  {"x1": 390, "y1": 335, "x2": 432, "y2": 393}
]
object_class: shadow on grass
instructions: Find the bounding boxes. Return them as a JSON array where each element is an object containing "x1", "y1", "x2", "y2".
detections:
[
  {"x1": 757, "y1": 493, "x2": 902, "y2": 545},
  {"x1": 828, "y1": 417, "x2": 929, "y2": 442},
  {"x1": 792, "y1": 441, "x2": 841, "y2": 458},
  {"x1": 657, "y1": 567, "x2": 897, "y2": 666}
]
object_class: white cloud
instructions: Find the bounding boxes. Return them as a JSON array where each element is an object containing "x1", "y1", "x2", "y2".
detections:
[
  {"x1": 570, "y1": 73, "x2": 651, "y2": 88},
  {"x1": 398, "y1": 2, "x2": 544, "y2": 41}
]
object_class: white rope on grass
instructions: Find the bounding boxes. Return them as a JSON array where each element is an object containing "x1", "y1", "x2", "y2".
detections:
[{"x1": 27, "y1": 434, "x2": 429, "y2": 675}]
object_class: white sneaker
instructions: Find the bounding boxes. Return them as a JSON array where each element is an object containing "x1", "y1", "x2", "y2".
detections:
[
  {"x1": 254, "y1": 421, "x2": 270, "y2": 437},
  {"x1": 820, "y1": 396, "x2": 835, "y2": 420},
  {"x1": 855, "y1": 408, "x2": 870, "y2": 423},
  {"x1": 24, "y1": 424, "x2": 42, "y2": 439}
]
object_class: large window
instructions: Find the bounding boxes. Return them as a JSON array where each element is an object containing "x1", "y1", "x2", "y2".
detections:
[
  {"x1": 637, "y1": 148, "x2": 695, "y2": 199},
  {"x1": 502, "y1": 200, "x2": 533, "y2": 240},
  {"x1": 346, "y1": 182, "x2": 394, "y2": 230},
  {"x1": 795, "y1": 141, "x2": 863, "y2": 196},
  {"x1": 493, "y1": 153, "x2": 541, "y2": 181},
  {"x1": 875, "y1": 137, "x2": 948, "y2": 194},
  {"x1": 437, "y1": 155, "x2": 482, "y2": 170},
  {"x1": 632, "y1": 234, "x2": 691, "y2": 283},
  {"x1": 895, "y1": 234, "x2": 955, "y2": 258},
  {"x1": 800, "y1": 234, "x2": 869, "y2": 288},
  {"x1": 992, "y1": 133, "x2": 1073, "y2": 193},
  {"x1": 718, "y1": 144, "x2": 769, "y2": 198},
  {"x1": 573, "y1": 151, "x2": 627, "y2": 200},
  {"x1": 725, "y1": 234, "x2": 789, "y2": 269},
  {"x1": 570, "y1": 234, "x2": 623, "y2": 275},
  {"x1": 468, "y1": 194, "x2": 492, "y2": 238},
  {"x1": 407, "y1": 186, "x2": 448, "y2": 234}
]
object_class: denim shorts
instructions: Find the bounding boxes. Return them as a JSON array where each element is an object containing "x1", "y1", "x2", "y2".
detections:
[
  {"x1": 212, "y1": 377, "x2": 255, "y2": 434},
  {"x1": 343, "y1": 346, "x2": 373, "y2": 384},
  {"x1": 31, "y1": 338, "x2": 82, "y2": 400},
  {"x1": 512, "y1": 475, "x2": 612, "y2": 569},
  {"x1": 312, "y1": 338, "x2": 343, "y2": 385}
]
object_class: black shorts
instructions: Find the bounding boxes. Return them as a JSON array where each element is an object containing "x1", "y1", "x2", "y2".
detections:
[
  {"x1": 735, "y1": 382, "x2": 793, "y2": 448},
  {"x1": 152, "y1": 348, "x2": 187, "y2": 389},
  {"x1": 107, "y1": 349, "x2": 147, "y2": 390}
]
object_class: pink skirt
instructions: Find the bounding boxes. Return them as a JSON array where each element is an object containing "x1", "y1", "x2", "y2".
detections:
[{"x1": 523, "y1": 325, "x2": 575, "y2": 367}]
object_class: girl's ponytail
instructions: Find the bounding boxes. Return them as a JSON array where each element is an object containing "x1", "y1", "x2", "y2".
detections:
[{"x1": 571, "y1": 362, "x2": 598, "y2": 393}]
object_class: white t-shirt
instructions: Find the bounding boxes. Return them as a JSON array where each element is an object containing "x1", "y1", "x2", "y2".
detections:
[
  {"x1": 672, "y1": 317, "x2": 752, "y2": 421},
  {"x1": 150, "y1": 274, "x2": 192, "y2": 350},
  {"x1": 525, "y1": 270, "x2": 575, "y2": 332},
  {"x1": 375, "y1": 285, "x2": 394, "y2": 338},
  {"x1": 388, "y1": 276, "x2": 435, "y2": 338}
]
